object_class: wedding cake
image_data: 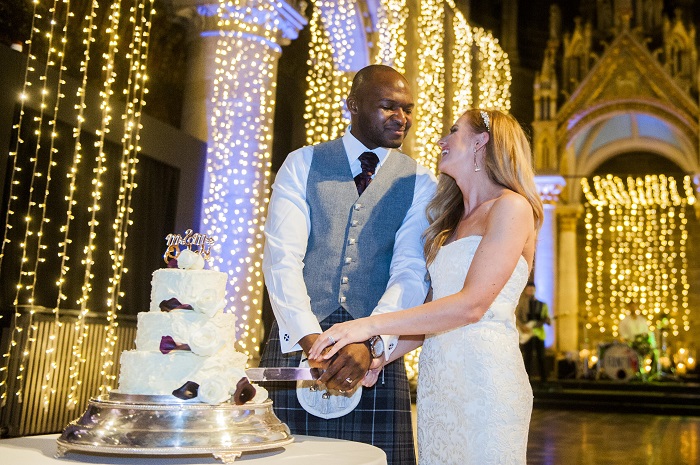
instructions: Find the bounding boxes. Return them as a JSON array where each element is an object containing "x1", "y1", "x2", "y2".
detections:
[
  {"x1": 116, "y1": 232, "x2": 267, "y2": 405},
  {"x1": 57, "y1": 230, "x2": 291, "y2": 459}
]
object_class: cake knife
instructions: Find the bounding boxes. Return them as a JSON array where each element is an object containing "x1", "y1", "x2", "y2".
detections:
[{"x1": 245, "y1": 367, "x2": 322, "y2": 381}]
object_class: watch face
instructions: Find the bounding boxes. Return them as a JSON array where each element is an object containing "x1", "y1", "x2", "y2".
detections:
[{"x1": 371, "y1": 337, "x2": 384, "y2": 358}]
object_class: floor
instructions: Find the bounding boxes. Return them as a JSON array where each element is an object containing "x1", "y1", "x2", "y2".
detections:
[
  {"x1": 527, "y1": 409, "x2": 700, "y2": 465},
  {"x1": 411, "y1": 406, "x2": 700, "y2": 464}
]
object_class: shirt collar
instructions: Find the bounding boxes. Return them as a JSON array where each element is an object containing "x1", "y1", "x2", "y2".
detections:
[{"x1": 342, "y1": 126, "x2": 391, "y2": 166}]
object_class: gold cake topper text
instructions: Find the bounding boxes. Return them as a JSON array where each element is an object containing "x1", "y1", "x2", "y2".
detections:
[{"x1": 164, "y1": 229, "x2": 216, "y2": 264}]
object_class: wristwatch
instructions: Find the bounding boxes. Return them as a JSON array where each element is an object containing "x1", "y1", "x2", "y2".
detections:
[{"x1": 367, "y1": 335, "x2": 385, "y2": 359}]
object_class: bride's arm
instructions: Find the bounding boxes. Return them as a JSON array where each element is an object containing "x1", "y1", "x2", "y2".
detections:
[
  {"x1": 387, "y1": 336, "x2": 424, "y2": 363},
  {"x1": 363, "y1": 287, "x2": 432, "y2": 387}
]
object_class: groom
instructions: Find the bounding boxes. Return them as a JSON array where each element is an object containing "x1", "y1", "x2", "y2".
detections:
[{"x1": 260, "y1": 65, "x2": 436, "y2": 464}]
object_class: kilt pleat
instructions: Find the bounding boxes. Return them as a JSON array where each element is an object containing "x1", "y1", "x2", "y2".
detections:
[{"x1": 259, "y1": 308, "x2": 416, "y2": 465}]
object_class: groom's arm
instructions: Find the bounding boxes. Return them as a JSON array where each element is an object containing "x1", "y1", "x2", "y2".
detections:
[{"x1": 263, "y1": 148, "x2": 323, "y2": 353}]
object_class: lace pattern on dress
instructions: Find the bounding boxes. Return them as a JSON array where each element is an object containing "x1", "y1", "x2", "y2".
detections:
[{"x1": 417, "y1": 236, "x2": 532, "y2": 465}]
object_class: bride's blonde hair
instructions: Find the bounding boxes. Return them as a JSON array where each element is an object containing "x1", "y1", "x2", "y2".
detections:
[{"x1": 423, "y1": 109, "x2": 544, "y2": 266}]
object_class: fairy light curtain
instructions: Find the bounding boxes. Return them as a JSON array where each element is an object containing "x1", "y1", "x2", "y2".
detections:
[
  {"x1": 0, "y1": 0, "x2": 155, "y2": 410},
  {"x1": 581, "y1": 175, "x2": 696, "y2": 341},
  {"x1": 303, "y1": 0, "x2": 360, "y2": 144}
]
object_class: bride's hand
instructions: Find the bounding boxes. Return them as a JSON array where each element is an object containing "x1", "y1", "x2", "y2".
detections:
[
  {"x1": 308, "y1": 319, "x2": 373, "y2": 360},
  {"x1": 362, "y1": 358, "x2": 384, "y2": 387}
]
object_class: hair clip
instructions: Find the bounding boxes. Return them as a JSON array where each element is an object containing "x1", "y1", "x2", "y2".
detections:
[{"x1": 480, "y1": 110, "x2": 490, "y2": 132}]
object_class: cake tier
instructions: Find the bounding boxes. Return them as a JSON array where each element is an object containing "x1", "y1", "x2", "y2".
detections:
[
  {"x1": 117, "y1": 346, "x2": 264, "y2": 404},
  {"x1": 118, "y1": 350, "x2": 204, "y2": 396},
  {"x1": 150, "y1": 268, "x2": 228, "y2": 316},
  {"x1": 135, "y1": 310, "x2": 236, "y2": 356}
]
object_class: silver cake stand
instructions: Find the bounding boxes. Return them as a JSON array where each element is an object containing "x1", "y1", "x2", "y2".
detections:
[{"x1": 56, "y1": 393, "x2": 293, "y2": 463}]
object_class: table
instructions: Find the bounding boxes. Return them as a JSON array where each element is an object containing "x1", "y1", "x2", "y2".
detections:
[{"x1": 0, "y1": 434, "x2": 387, "y2": 464}]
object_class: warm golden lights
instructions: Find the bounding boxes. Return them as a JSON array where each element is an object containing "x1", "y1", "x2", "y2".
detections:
[
  {"x1": 304, "y1": 1, "x2": 511, "y2": 172},
  {"x1": 582, "y1": 175, "x2": 695, "y2": 345},
  {"x1": 0, "y1": 0, "x2": 153, "y2": 409}
]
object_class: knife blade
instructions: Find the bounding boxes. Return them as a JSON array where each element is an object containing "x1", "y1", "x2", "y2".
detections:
[{"x1": 245, "y1": 367, "x2": 322, "y2": 382}]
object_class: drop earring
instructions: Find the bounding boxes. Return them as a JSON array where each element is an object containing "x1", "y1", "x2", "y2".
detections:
[{"x1": 473, "y1": 146, "x2": 481, "y2": 172}]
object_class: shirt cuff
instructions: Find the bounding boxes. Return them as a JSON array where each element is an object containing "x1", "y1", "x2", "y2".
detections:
[
  {"x1": 382, "y1": 335, "x2": 399, "y2": 361},
  {"x1": 278, "y1": 312, "x2": 323, "y2": 354}
]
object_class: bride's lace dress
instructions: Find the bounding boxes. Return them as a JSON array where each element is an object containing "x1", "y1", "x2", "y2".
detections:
[{"x1": 417, "y1": 236, "x2": 532, "y2": 465}]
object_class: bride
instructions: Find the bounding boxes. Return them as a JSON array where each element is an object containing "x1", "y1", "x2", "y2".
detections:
[{"x1": 308, "y1": 108, "x2": 544, "y2": 465}]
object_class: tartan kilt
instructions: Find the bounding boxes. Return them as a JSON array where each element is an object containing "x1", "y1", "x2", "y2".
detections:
[{"x1": 259, "y1": 308, "x2": 416, "y2": 465}]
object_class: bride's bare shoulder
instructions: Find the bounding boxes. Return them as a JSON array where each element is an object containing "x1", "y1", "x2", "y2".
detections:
[{"x1": 491, "y1": 191, "x2": 532, "y2": 219}]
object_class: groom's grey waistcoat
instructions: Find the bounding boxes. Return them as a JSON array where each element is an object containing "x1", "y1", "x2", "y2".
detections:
[{"x1": 304, "y1": 138, "x2": 417, "y2": 322}]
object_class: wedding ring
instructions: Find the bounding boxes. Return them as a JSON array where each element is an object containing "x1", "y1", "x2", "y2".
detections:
[
  {"x1": 328, "y1": 335, "x2": 336, "y2": 345},
  {"x1": 345, "y1": 377, "x2": 353, "y2": 384}
]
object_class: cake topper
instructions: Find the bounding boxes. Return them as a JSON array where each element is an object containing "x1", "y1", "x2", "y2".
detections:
[{"x1": 163, "y1": 229, "x2": 215, "y2": 264}]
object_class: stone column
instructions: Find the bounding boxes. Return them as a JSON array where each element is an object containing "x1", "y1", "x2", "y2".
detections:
[
  {"x1": 174, "y1": 1, "x2": 307, "y2": 361},
  {"x1": 176, "y1": 1, "x2": 307, "y2": 141},
  {"x1": 556, "y1": 204, "x2": 583, "y2": 353},
  {"x1": 534, "y1": 175, "x2": 565, "y2": 349}
]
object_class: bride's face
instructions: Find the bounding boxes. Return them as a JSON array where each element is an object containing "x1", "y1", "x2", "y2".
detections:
[{"x1": 437, "y1": 115, "x2": 481, "y2": 178}]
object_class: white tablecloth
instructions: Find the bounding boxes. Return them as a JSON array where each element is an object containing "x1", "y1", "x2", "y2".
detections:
[{"x1": 0, "y1": 434, "x2": 387, "y2": 465}]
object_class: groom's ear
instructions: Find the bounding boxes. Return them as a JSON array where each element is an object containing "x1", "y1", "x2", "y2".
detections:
[{"x1": 347, "y1": 95, "x2": 358, "y2": 114}]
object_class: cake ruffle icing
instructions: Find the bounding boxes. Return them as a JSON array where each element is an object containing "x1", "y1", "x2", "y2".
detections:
[
  {"x1": 118, "y1": 346, "x2": 267, "y2": 405},
  {"x1": 150, "y1": 268, "x2": 227, "y2": 316}
]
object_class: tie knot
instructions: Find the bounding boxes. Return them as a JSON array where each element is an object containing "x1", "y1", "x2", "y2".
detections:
[{"x1": 358, "y1": 151, "x2": 379, "y2": 176}]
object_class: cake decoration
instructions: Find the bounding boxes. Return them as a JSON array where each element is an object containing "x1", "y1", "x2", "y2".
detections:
[
  {"x1": 164, "y1": 228, "x2": 215, "y2": 264},
  {"x1": 159, "y1": 297, "x2": 193, "y2": 312},
  {"x1": 172, "y1": 381, "x2": 200, "y2": 400},
  {"x1": 159, "y1": 335, "x2": 191, "y2": 354},
  {"x1": 233, "y1": 378, "x2": 257, "y2": 405}
]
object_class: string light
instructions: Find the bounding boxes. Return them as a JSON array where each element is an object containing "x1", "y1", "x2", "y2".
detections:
[
  {"x1": 472, "y1": 27, "x2": 511, "y2": 111},
  {"x1": 375, "y1": 0, "x2": 408, "y2": 74},
  {"x1": 0, "y1": 0, "x2": 41, "y2": 408},
  {"x1": 38, "y1": 0, "x2": 100, "y2": 410},
  {"x1": 5, "y1": 0, "x2": 71, "y2": 407},
  {"x1": 581, "y1": 175, "x2": 695, "y2": 346},
  {"x1": 25, "y1": 0, "x2": 73, "y2": 410},
  {"x1": 99, "y1": 0, "x2": 154, "y2": 394},
  {"x1": 413, "y1": 0, "x2": 445, "y2": 171},
  {"x1": 63, "y1": 0, "x2": 125, "y2": 410},
  {"x1": 448, "y1": 2, "x2": 473, "y2": 119},
  {"x1": 203, "y1": 0, "x2": 296, "y2": 358},
  {"x1": 304, "y1": 2, "x2": 355, "y2": 144}
]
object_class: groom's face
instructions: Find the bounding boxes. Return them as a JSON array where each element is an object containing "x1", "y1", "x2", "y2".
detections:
[{"x1": 348, "y1": 72, "x2": 414, "y2": 149}]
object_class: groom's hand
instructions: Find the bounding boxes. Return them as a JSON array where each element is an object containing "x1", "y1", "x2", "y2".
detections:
[
  {"x1": 318, "y1": 342, "x2": 371, "y2": 391},
  {"x1": 299, "y1": 334, "x2": 329, "y2": 369}
]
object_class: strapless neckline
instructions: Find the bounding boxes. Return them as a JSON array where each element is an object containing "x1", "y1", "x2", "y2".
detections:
[{"x1": 441, "y1": 235, "x2": 529, "y2": 270}]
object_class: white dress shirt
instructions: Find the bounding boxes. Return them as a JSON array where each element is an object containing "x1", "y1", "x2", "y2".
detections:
[{"x1": 263, "y1": 129, "x2": 437, "y2": 358}]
